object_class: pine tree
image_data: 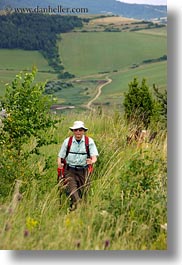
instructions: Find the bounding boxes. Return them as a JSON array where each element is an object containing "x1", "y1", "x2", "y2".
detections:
[
  {"x1": 123, "y1": 77, "x2": 154, "y2": 129},
  {"x1": 153, "y1": 84, "x2": 167, "y2": 128}
]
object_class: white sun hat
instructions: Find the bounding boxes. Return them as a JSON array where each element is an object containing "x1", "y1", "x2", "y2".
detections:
[{"x1": 69, "y1": 121, "x2": 88, "y2": 131}]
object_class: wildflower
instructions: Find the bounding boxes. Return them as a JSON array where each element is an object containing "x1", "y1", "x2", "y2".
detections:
[
  {"x1": 75, "y1": 240, "x2": 81, "y2": 248},
  {"x1": 8, "y1": 207, "x2": 13, "y2": 215},
  {"x1": 5, "y1": 223, "x2": 11, "y2": 231},
  {"x1": 160, "y1": 223, "x2": 167, "y2": 231},
  {"x1": 24, "y1": 229, "x2": 29, "y2": 237},
  {"x1": 16, "y1": 193, "x2": 22, "y2": 201},
  {"x1": 104, "y1": 239, "x2": 110, "y2": 249},
  {"x1": 100, "y1": 210, "x2": 109, "y2": 217},
  {"x1": 26, "y1": 217, "x2": 38, "y2": 231},
  {"x1": 64, "y1": 217, "x2": 71, "y2": 228}
]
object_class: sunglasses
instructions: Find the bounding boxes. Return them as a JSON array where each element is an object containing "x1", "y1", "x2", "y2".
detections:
[{"x1": 73, "y1": 128, "x2": 84, "y2": 132}]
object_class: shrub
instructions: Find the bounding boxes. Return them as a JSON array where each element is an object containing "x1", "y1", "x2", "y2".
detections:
[
  {"x1": 0, "y1": 68, "x2": 57, "y2": 199},
  {"x1": 123, "y1": 78, "x2": 155, "y2": 129}
]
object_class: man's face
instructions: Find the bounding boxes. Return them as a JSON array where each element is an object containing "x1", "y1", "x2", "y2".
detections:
[{"x1": 73, "y1": 128, "x2": 85, "y2": 140}]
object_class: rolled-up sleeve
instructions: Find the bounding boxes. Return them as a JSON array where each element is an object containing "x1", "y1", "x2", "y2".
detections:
[
  {"x1": 89, "y1": 138, "x2": 99, "y2": 157},
  {"x1": 58, "y1": 138, "x2": 68, "y2": 158}
]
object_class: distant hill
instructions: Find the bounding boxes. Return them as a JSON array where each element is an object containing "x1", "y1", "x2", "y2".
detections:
[{"x1": 0, "y1": 0, "x2": 167, "y2": 20}]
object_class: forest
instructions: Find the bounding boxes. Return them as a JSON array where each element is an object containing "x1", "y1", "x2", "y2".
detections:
[{"x1": 0, "y1": 13, "x2": 83, "y2": 75}]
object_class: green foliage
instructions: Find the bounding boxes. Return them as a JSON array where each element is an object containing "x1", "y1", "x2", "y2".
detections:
[
  {"x1": 123, "y1": 77, "x2": 154, "y2": 128},
  {"x1": 0, "y1": 13, "x2": 83, "y2": 75},
  {"x1": 119, "y1": 150, "x2": 167, "y2": 201},
  {"x1": 143, "y1": 54, "x2": 167, "y2": 64},
  {"x1": 0, "y1": 69, "x2": 57, "y2": 198},
  {"x1": 153, "y1": 84, "x2": 167, "y2": 128},
  {"x1": 1, "y1": 68, "x2": 55, "y2": 151},
  {"x1": 117, "y1": 151, "x2": 167, "y2": 244}
]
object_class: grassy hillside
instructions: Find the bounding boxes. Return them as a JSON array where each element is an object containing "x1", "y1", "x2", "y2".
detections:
[
  {"x1": 94, "y1": 61, "x2": 167, "y2": 107},
  {"x1": 0, "y1": 49, "x2": 57, "y2": 96},
  {"x1": 0, "y1": 111, "x2": 167, "y2": 250},
  {"x1": 56, "y1": 27, "x2": 167, "y2": 110},
  {"x1": 0, "y1": 49, "x2": 52, "y2": 71},
  {"x1": 58, "y1": 31, "x2": 167, "y2": 76},
  {"x1": 0, "y1": 22, "x2": 167, "y2": 110}
]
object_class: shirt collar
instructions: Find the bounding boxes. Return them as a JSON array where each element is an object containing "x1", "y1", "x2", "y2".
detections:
[{"x1": 73, "y1": 135, "x2": 85, "y2": 142}]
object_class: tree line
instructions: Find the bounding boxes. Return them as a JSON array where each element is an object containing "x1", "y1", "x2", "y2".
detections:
[{"x1": 0, "y1": 13, "x2": 83, "y2": 77}]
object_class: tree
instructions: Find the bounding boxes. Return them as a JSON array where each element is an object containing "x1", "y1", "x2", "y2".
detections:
[
  {"x1": 1, "y1": 67, "x2": 56, "y2": 154},
  {"x1": 123, "y1": 77, "x2": 154, "y2": 129},
  {"x1": 0, "y1": 68, "x2": 57, "y2": 197},
  {"x1": 153, "y1": 84, "x2": 167, "y2": 128}
]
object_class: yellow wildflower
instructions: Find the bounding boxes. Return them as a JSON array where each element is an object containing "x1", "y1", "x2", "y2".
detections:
[{"x1": 26, "y1": 217, "x2": 38, "y2": 231}]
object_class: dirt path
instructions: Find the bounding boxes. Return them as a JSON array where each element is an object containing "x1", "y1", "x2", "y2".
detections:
[{"x1": 86, "y1": 77, "x2": 112, "y2": 111}]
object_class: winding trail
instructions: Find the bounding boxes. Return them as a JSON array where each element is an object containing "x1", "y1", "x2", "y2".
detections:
[{"x1": 86, "y1": 77, "x2": 112, "y2": 111}]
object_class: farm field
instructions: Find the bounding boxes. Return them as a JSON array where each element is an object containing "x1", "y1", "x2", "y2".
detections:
[
  {"x1": 88, "y1": 16, "x2": 138, "y2": 25},
  {"x1": 94, "y1": 61, "x2": 167, "y2": 106},
  {"x1": 79, "y1": 15, "x2": 139, "y2": 32},
  {"x1": 58, "y1": 31, "x2": 167, "y2": 77},
  {"x1": 0, "y1": 49, "x2": 57, "y2": 96},
  {"x1": 57, "y1": 28, "x2": 166, "y2": 109},
  {"x1": 0, "y1": 24, "x2": 167, "y2": 111},
  {"x1": 0, "y1": 49, "x2": 52, "y2": 71},
  {"x1": 53, "y1": 79, "x2": 100, "y2": 109},
  {"x1": 137, "y1": 27, "x2": 167, "y2": 37}
]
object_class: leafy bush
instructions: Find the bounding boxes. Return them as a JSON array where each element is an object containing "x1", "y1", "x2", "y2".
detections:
[
  {"x1": 123, "y1": 78, "x2": 155, "y2": 129},
  {"x1": 0, "y1": 69, "x2": 57, "y2": 198},
  {"x1": 153, "y1": 84, "x2": 167, "y2": 128},
  {"x1": 1, "y1": 68, "x2": 55, "y2": 152}
]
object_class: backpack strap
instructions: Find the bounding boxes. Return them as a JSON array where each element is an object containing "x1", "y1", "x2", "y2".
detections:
[
  {"x1": 85, "y1": 136, "x2": 90, "y2": 158},
  {"x1": 85, "y1": 136, "x2": 93, "y2": 174},
  {"x1": 65, "y1": 136, "x2": 73, "y2": 158},
  {"x1": 65, "y1": 136, "x2": 90, "y2": 158}
]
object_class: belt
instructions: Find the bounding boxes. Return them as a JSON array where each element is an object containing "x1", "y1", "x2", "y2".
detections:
[{"x1": 67, "y1": 165, "x2": 88, "y2": 170}]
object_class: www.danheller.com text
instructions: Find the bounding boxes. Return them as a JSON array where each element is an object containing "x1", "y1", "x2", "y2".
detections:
[{"x1": 5, "y1": 5, "x2": 89, "y2": 14}]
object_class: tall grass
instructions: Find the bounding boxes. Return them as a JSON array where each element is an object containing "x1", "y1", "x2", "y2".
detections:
[{"x1": 0, "y1": 111, "x2": 167, "y2": 250}]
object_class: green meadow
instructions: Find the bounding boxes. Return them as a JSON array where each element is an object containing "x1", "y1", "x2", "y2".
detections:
[
  {"x1": 58, "y1": 31, "x2": 167, "y2": 77},
  {"x1": 95, "y1": 61, "x2": 167, "y2": 106},
  {"x1": 0, "y1": 49, "x2": 52, "y2": 71},
  {"x1": 0, "y1": 111, "x2": 167, "y2": 250},
  {"x1": 0, "y1": 26, "x2": 167, "y2": 109},
  {"x1": 57, "y1": 29, "x2": 167, "y2": 109},
  {"x1": 0, "y1": 49, "x2": 57, "y2": 96}
]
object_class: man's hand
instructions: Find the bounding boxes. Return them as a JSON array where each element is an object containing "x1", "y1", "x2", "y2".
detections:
[
  {"x1": 58, "y1": 162, "x2": 64, "y2": 169},
  {"x1": 86, "y1": 158, "x2": 92, "y2": 165},
  {"x1": 86, "y1": 156, "x2": 97, "y2": 165},
  {"x1": 58, "y1": 157, "x2": 65, "y2": 169}
]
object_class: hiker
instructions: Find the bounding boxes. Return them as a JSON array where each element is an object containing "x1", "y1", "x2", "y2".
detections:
[{"x1": 57, "y1": 121, "x2": 99, "y2": 210}]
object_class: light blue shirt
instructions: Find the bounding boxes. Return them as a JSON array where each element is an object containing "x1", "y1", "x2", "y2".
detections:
[{"x1": 58, "y1": 135, "x2": 99, "y2": 167}]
